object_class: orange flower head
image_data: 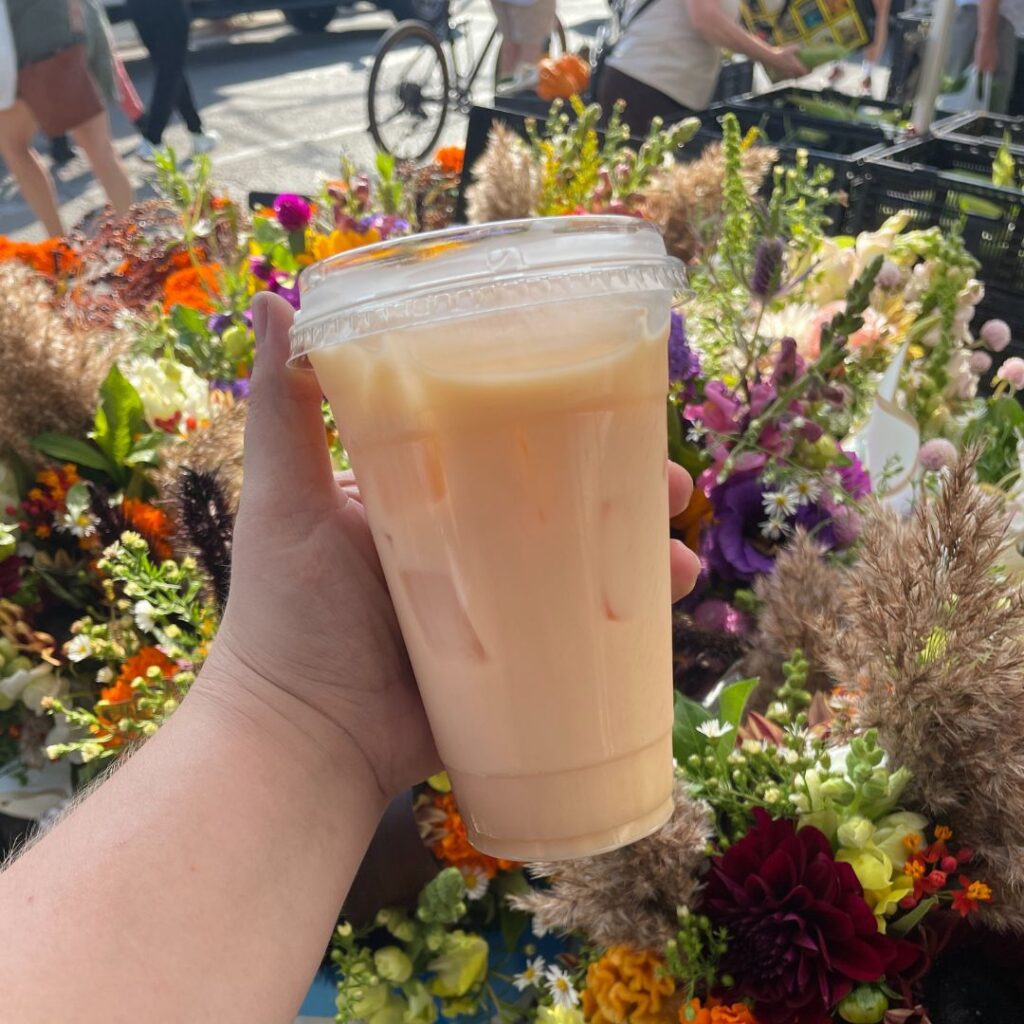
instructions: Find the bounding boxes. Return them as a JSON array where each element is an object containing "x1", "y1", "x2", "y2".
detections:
[
  {"x1": 905, "y1": 856, "x2": 925, "y2": 881},
  {"x1": 428, "y1": 791, "x2": 517, "y2": 879},
  {"x1": 94, "y1": 647, "x2": 177, "y2": 749},
  {"x1": 162, "y1": 261, "x2": 222, "y2": 314},
  {"x1": 582, "y1": 947, "x2": 676, "y2": 1024},
  {"x1": 680, "y1": 998, "x2": 760, "y2": 1024},
  {"x1": 934, "y1": 825, "x2": 953, "y2": 843},
  {"x1": 671, "y1": 483, "x2": 712, "y2": 553},
  {"x1": 435, "y1": 146, "x2": 465, "y2": 175},
  {"x1": 121, "y1": 499, "x2": 174, "y2": 561},
  {"x1": 903, "y1": 833, "x2": 923, "y2": 855}
]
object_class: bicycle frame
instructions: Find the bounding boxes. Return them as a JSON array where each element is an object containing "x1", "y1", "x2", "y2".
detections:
[{"x1": 444, "y1": 16, "x2": 500, "y2": 107}]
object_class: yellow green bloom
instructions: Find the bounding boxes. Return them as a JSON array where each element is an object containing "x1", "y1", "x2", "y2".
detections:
[{"x1": 428, "y1": 931, "x2": 488, "y2": 997}]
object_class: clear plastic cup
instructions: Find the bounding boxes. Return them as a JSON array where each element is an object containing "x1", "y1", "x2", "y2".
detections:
[{"x1": 291, "y1": 216, "x2": 684, "y2": 860}]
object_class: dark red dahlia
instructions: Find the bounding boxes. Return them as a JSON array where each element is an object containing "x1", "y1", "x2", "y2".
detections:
[{"x1": 701, "y1": 808, "x2": 900, "y2": 1024}]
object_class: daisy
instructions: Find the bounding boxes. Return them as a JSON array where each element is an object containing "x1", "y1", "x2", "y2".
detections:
[
  {"x1": 459, "y1": 865, "x2": 489, "y2": 901},
  {"x1": 66, "y1": 635, "x2": 92, "y2": 663},
  {"x1": 513, "y1": 956, "x2": 547, "y2": 992},
  {"x1": 696, "y1": 719, "x2": 728, "y2": 739},
  {"x1": 134, "y1": 600, "x2": 158, "y2": 634},
  {"x1": 760, "y1": 517, "x2": 791, "y2": 541},
  {"x1": 791, "y1": 477, "x2": 821, "y2": 506},
  {"x1": 761, "y1": 488, "x2": 798, "y2": 519},
  {"x1": 546, "y1": 966, "x2": 580, "y2": 1009},
  {"x1": 57, "y1": 510, "x2": 95, "y2": 539}
]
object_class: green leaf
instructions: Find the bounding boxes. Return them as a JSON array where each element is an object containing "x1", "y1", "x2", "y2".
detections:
[
  {"x1": 890, "y1": 896, "x2": 938, "y2": 936},
  {"x1": 499, "y1": 906, "x2": 530, "y2": 952},
  {"x1": 718, "y1": 677, "x2": 758, "y2": 731},
  {"x1": 673, "y1": 690, "x2": 713, "y2": 763},
  {"x1": 376, "y1": 150, "x2": 396, "y2": 181},
  {"x1": 171, "y1": 303, "x2": 209, "y2": 338},
  {"x1": 125, "y1": 432, "x2": 169, "y2": 467},
  {"x1": 253, "y1": 215, "x2": 286, "y2": 251},
  {"x1": 31, "y1": 433, "x2": 114, "y2": 474},
  {"x1": 94, "y1": 365, "x2": 147, "y2": 469}
]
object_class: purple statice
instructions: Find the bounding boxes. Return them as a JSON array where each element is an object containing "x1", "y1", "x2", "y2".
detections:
[
  {"x1": 358, "y1": 212, "x2": 411, "y2": 239},
  {"x1": 837, "y1": 450, "x2": 871, "y2": 499},
  {"x1": 273, "y1": 193, "x2": 312, "y2": 232},
  {"x1": 705, "y1": 471, "x2": 776, "y2": 582},
  {"x1": 668, "y1": 311, "x2": 700, "y2": 389}
]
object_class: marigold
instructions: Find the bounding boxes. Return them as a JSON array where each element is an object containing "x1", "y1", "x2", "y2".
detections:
[
  {"x1": 122, "y1": 498, "x2": 174, "y2": 560},
  {"x1": 427, "y1": 792, "x2": 516, "y2": 879},
  {"x1": 162, "y1": 262, "x2": 222, "y2": 314},
  {"x1": 0, "y1": 235, "x2": 80, "y2": 276},
  {"x1": 94, "y1": 646, "x2": 177, "y2": 748},
  {"x1": 680, "y1": 998, "x2": 759, "y2": 1024},
  {"x1": 435, "y1": 145, "x2": 465, "y2": 175},
  {"x1": 581, "y1": 947, "x2": 677, "y2": 1024}
]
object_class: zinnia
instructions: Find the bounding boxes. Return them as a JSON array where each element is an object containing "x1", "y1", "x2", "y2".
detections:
[{"x1": 701, "y1": 809, "x2": 902, "y2": 1024}]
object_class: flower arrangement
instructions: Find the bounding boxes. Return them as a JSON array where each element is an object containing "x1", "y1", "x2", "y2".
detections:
[{"x1": 1, "y1": 101, "x2": 1024, "y2": 1024}]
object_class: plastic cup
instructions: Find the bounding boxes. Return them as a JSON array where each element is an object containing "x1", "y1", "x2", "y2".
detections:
[{"x1": 290, "y1": 216, "x2": 684, "y2": 860}]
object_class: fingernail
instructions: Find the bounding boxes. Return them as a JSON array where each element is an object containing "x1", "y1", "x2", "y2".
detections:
[{"x1": 252, "y1": 294, "x2": 269, "y2": 346}]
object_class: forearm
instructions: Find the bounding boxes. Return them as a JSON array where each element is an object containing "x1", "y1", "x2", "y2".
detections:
[
  {"x1": 688, "y1": 3, "x2": 778, "y2": 64},
  {"x1": 0, "y1": 663, "x2": 386, "y2": 1024},
  {"x1": 978, "y1": 0, "x2": 1001, "y2": 43}
]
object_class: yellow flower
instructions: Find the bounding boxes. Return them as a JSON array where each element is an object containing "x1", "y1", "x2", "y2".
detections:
[
  {"x1": 539, "y1": 1007, "x2": 586, "y2": 1024},
  {"x1": 872, "y1": 811, "x2": 929, "y2": 872},
  {"x1": 428, "y1": 931, "x2": 488, "y2": 998},
  {"x1": 836, "y1": 847, "x2": 913, "y2": 932}
]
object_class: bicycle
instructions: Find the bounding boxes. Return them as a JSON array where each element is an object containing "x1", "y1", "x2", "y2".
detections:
[{"x1": 368, "y1": 0, "x2": 567, "y2": 161}]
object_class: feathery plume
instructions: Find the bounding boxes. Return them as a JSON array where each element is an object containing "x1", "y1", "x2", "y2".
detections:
[
  {"x1": 465, "y1": 123, "x2": 540, "y2": 224},
  {"x1": 176, "y1": 469, "x2": 233, "y2": 609}
]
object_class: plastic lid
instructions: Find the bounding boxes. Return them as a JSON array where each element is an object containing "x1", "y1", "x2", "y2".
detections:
[{"x1": 288, "y1": 216, "x2": 685, "y2": 364}]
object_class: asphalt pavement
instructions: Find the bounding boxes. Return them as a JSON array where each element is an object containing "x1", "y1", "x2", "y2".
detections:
[{"x1": 0, "y1": 0, "x2": 609, "y2": 239}]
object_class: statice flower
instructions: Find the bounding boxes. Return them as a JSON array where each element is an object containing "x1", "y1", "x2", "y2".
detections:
[{"x1": 668, "y1": 311, "x2": 700, "y2": 388}]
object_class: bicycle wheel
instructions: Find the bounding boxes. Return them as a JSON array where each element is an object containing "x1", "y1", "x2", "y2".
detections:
[
  {"x1": 368, "y1": 21, "x2": 451, "y2": 161},
  {"x1": 492, "y1": 16, "x2": 568, "y2": 94}
]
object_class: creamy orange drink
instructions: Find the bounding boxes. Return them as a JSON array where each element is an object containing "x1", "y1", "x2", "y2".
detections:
[{"x1": 290, "y1": 217, "x2": 684, "y2": 860}]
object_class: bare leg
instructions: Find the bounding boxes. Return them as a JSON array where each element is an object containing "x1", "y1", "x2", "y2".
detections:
[
  {"x1": 70, "y1": 111, "x2": 134, "y2": 215},
  {"x1": 0, "y1": 102, "x2": 64, "y2": 237},
  {"x1": 497, "y1": 40, "x2": 522, "y2": 75}
]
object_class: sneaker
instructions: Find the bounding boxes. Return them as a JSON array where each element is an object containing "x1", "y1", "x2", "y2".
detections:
[
  {"x1": 134, "y1": 138, "x2": 158, "y2": 163},
  {"x1": 191, "y1": 129, "x2": 220, "y2": 156}
]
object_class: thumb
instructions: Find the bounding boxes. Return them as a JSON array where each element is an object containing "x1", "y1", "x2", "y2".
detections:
[{"x1": 240, "y1": 291, "x2": 335, "y2": 510}]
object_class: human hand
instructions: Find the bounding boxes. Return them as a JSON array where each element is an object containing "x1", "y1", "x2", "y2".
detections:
[
  {"x1": 975, "y1": 34, "x2": 999, "y2": 75},
  {"x1": 206, "y1": 292, "x2": 703, "y2": 802},
  {"x1": 863, "y1": 28, "x2": 886, "y2": 66},
  {"x1": 767, "y1": 43, "x2": 809, "y2": 79}
]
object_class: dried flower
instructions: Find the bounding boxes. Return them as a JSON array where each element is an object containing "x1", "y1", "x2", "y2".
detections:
[
  {"x1": 434, "y1": 146, "x2": 465, "y2": 176},
  {"x1": 176, "y1": 469, "x2": 233, "y2": 609},
  {"x1": 918, "y1": 438, "x2": 958, "y2": 472},
  {"x1": 465, "y1": 124, "x2": 540, "y2": 223},
  {"x1": 510, "y1": 787, "x2": 711, "y2": 948}
]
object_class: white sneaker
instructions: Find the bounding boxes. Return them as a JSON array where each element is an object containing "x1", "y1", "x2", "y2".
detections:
[
  {"x1": 191, "y1": 129, "x2": 220, "y2": 156},
  {"x1": 134, "y1": 138, "x2": 157, "y2": 162}
]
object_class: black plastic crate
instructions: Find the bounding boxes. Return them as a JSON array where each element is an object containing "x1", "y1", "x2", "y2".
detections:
[
  {"x1": 855, "y1": 135, "x2": 1024, "y2": 291},
  {"x1": 711, "y1": 57, "x2": 755, "y2": 103},
  {"x1": 726, "y1": 86, "x2": 911, "y2": 140},
  {"x1": 934, "y1": 112, "x2": 1024, "y2": 150}
]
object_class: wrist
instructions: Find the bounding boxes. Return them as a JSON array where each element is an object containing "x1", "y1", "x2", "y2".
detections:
[{"x1": 192, "y1": 645, "x2": 390, "y2": 817}]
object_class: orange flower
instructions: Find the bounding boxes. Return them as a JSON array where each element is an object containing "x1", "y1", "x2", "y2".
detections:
[
  {"x1": 94, "y1": 646, "x2": 177, "y2": 748},
  {"x1": 582, "y1": 947, "x2": 676, "y2": 1024},
  {"x1": 434, "y1": 146, "x2": 465, "y2": 175},
  {"x1": 0, "y1": 235, "x2": 80, "y2": 276},
  {"x1": 122, "y1": 498, "x2": 175, "y2": 560},
  {"x1": 427, "y1": 791, "x2": 517, "y2": 879},
  {"x1": 680, "y1": 998, "x2": 760, "y2": 1024},
  {"x1": 162, "y1": 261, "x2": 222, "y2": 314},
  {"x1": 671, "y1": 483, "x2": 712, "y2": 552}
]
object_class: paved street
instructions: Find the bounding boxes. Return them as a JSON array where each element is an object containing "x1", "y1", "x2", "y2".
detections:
[{"x1": 0, "y1": 0, "x2": 608, "y2": 239}]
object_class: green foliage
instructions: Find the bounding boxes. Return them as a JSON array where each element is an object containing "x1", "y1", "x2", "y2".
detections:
[
  {"x1": 667, "y1": 906, "x2": 729, "y2": 1012},
  {"x1": 765, "y1": 650, "x2": 812, "y2": 727},
  {"x1": 963, "y1": 396, "x2": 1024, "y2": 487}
]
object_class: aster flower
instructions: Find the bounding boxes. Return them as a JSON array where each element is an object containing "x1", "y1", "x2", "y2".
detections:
[
  {"x1": 791, "y1": 477, "x2": 821, "y2": 506},
  {"x1": 66, "y1": 635, "x2": 92, "y2": 663},
  {"x1": 513, "y1": 956, "x2": 546, "y2": 992},
  {"x1": 697, "y1": 719, "x2": 729, "y2": 739},
  {"x1": 459, "y1": 864, "x2": 489, "y2": 901},
  {"x1": 702, "y1": 809, "x2": 905, "y2": 1024},
  {"x1": 761, "y1": 489, "x2": 798, "y2": 520},
  {"x1": 545, "y1": 966, "x2": 580, "y2": 1009},
  {"x1": 133, "y1": 599, "x2": 157, "y2": 633}
]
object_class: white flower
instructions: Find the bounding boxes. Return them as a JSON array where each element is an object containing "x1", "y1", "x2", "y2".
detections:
[
  {"x1": 791, "y1": 477, "x2": 821, "y2": 506},
  {"x1": 124, "y1": 356, "x2": 211, "y2": 431},
  {"x1": 697, "y1": 719, "x2": 728, "y2": 739},
  {"x1": 0, "y1": 460, "x2": 19, "y2": 524},
  {"x1": 56, "y1": 509, "x2": 96, "y2": 539},
  {"x1": 133, "y1": 599, "x2": 158, "y2": 633},
  {"x1": 0, "y1": 664, "x2": 65, "y2": 713},
  {"x1": 760, "y1": 518, "x2": 791, "y2": 541},
  {"x1": 65, "y1": 635, "x2": 92, "y2": 663},
  {"x1": 459, "y1": 865, "x2": 489, "y2": 901},
  {"x1": 546, "y1": 967, "x2": 580, "y2": 1009},
  {"x1": 96, "y1": 666, "x2": 114, "y2": 684},
  {"x1": 762, "y1": 489, "x2": 798, "y2": 519},
  {"x1": 513, "y1": 956, "x2": 547, "y2": 992},
  {"x1": 685, "y1": 425, "x2": 705, "y2": 444}
]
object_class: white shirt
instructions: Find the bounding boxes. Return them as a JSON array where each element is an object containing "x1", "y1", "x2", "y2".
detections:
[
  {"x1": 956, "y1": 0, "x2": 1024, "y2": 35},
  {"x1": 607, "y1": 0, "x2": 742, "y2": 109}
]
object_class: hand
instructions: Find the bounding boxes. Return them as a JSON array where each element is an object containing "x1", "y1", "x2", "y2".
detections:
[
  {"x1": 863, "y1": 29, "x2": 886, "y2": 66},
  {"x1": 975, "y1": 33, "x2": 999, "y2": 74},
  {"x1": 767, "y1": 43, "x2": 809, "y2": 79},
  {"x1": 206, "y1": 292, "x2": 703, "y2": 801}
]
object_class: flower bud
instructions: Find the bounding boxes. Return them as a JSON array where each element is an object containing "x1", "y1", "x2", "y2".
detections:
[
  {"x1": 374, "y1": 946, "x2": 413, "y2": 984},
  {"x1": 837, "y1": 985, "x2": 888, "y2": 1023},
  {"x1": 837, "y1": 816, "x2": 875, "y2": 850}
]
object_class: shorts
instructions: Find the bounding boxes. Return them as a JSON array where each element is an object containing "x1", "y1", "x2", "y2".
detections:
[{"x1": 490, "y1": 0, "x2": 557, "y2": 49}]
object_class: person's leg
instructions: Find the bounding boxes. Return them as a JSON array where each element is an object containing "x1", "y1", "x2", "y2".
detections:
[
  {"x1": 0, "y1": 102, "x2": 64, "y2": 237},
  {"x1": 175, "y1": 74, "x2": 204, "y2": 134},
  {"x1": 992, "y1": 14, "x2": 1018, "y2": 113},
  {"x1": 491, "y1": 1, "x2": 522, "y2": 76},
  {"x1": 70, "y1": 111, "x2": 134, "y2": 215},
  {"x1": 944, "y1": 5, "x2": 977, "y2": 81},
  {"x1": 518, "y1": 0, "x2": 556, "y2": 68},
  {"x1": 128, "y1": 0, "x2": 190, "y2": 145}
]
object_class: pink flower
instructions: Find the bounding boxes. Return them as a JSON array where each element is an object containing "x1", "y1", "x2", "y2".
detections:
[
  {"x1": 919, "y1": 438, "x2": 958, "y2": 472},
  {"x1": 692, "y1": 599, "x2": 752, "y2": 636},
  {"x1": 689, "y1": 381, "x2": 742, "y2": 434},
  {"x1": 798, "y1": 301, "x2": 845, "y2": 360},
  {"x1": 273, "y1": 193, "x2": 312, "y2": 232},
  {"x1": 997, "y1": 356, "x2": 1024, "y2": 390},
  {"x1": 969, "y1": 350, "x2": 993, "y2": 375},
  {"x1": 981, "y1": 319, "x2": 1012, "y2": 352}
]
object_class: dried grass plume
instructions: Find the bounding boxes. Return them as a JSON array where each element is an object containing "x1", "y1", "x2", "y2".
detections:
[
  {"x1": 0, "y1": 263, "x2": 123, "y2": 465},
  {"x1": 509, "y1": 787, "x2": 712, "y2": 948},
  {"x1": 465, "y1": 123, "x2": 540, "y2": 224}
]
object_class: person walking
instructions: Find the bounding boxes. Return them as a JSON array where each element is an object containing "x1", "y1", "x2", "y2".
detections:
[
  {"x1": 125, "y1": 0, "x2": 218, "y2": 160},
  {"x1": 946, "y1": 0, "x2": 1024, "y2": 113},
  {"x1": 597, "y1": 0, "x2": 808, "y2": 131},
  {"x1": 0, "y1": 0, "x2": 133, "y2": 237},
  {"x1": 490, "y1": 0, "x2": 559, "y2": 87}
]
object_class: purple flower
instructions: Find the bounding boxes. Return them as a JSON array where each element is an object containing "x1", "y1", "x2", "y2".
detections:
[
  {"x1": 794, "y1": 501, "x2": 838, "y2": 550},
  {"x1": 692, "y1": 598, "x2": 752, "y2": 636},
  {"x1": 212, "y1": 378, "x2": 252, "y2": 400},
  {"x1": 668, "y1": 311, "x2": 700, "y2": 387},
  {"x1": 272, "y1": 279, "x2": 301, "y2": 309},
  {"x1": 749, "y1": 380, "x2": 776, "y2": 417},
  {"x1": 208, "y1": 313, "x2": 232, "y2": 335},
  {"x1": 249, "y1": 256, "x2": 274, "y2": 282},
  {"x1": 705, "y1": 471, "x2": 775, "y2": 582},
  {"x1": 690, "y1": 380, "x2": 742, "y2": 435},
  {"x1": 837, "y1": 450, "x2": 871, "y2": 499},
  {"x1": 751, "y1": 238, "x2": 784, "y2": 300},
  {"x1": 772, "y1": 336, "x2": 802, "y2": 387},
  {"x1": 273, "y1": 193, "x2": 312, "y2": 232}
]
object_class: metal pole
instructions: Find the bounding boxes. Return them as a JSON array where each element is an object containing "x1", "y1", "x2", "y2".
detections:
[{"x1": 912, "y1": 0, "x2": 957, "y2": 135}]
